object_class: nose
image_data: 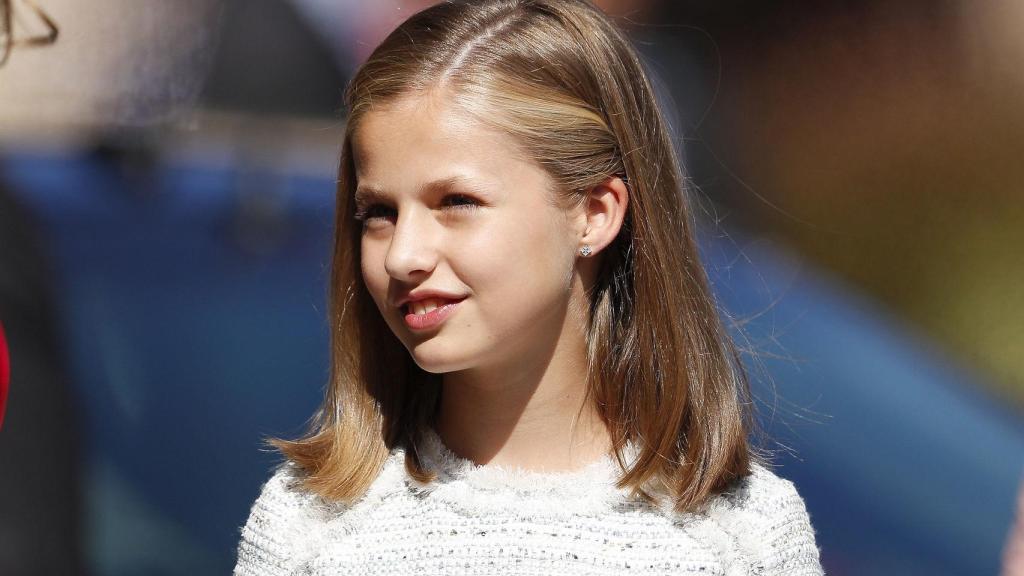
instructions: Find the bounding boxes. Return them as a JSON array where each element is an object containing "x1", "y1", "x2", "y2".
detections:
[{"x1": 383, "y1": 208, "x2": 438, "y2": 282}]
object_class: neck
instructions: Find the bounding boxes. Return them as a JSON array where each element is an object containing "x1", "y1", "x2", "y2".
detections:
[{"x1": 434, "y1": 305, "x2": 612, "y2": 473}]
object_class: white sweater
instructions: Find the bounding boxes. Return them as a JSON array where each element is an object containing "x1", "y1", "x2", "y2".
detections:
[{"x1": 234, "y1": 427, "x2": 824, "y2": 575}]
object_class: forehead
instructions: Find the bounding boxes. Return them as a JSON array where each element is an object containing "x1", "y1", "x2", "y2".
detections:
[{"x1": 350, "y1": 94, "x2": 552, "y2": 200}]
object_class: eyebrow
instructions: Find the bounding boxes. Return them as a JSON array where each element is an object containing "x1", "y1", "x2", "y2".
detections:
[{"x1": 354, "y1": 175, "x2": 489, "y2": 206}]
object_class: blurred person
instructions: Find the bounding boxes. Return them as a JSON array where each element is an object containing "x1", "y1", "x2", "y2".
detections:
[
  {"x1": 0, "y1": 184, "x2": 82, "y2": 574},
  {"x1": 233, "y1": 1, "x2": 823, "y2": 574}
]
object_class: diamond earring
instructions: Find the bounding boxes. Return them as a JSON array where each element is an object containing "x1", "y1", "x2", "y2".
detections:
[{"x1": 579, "y1": 245, "x2": 592, "y2": 257}]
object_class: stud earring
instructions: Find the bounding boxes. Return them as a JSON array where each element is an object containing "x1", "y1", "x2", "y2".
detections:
[{"x1": 579, "y1": 245, "x2": 592, "y2": 257}]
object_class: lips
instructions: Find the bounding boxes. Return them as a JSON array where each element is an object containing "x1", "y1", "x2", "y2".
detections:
[{"x1": 402, "y1": 297, "x2": 466, "y2": 330}]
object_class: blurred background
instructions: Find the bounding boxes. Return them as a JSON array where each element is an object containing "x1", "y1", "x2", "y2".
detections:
[{"x1": 1, "y1": 0, "x2": 1022, "y2": 574}]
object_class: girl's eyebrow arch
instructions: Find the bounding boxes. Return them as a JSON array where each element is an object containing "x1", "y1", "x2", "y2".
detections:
[{"x1": 354, "y1": 175, "x2": 488, "y2": 206}]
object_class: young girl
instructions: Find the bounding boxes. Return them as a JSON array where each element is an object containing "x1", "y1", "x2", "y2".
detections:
[{"x1": 234, "y1": 1, "x2": 824, "y2": 574}]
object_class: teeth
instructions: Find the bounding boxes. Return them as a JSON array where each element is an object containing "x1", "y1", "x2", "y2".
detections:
[{"x1": 408, "y1": 297, "x2": 452, "y2": 315}]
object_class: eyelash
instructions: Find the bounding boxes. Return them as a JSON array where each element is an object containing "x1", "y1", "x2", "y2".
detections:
[{"x1": 353, "y1": 194, "x2": 480, "y2": 223}]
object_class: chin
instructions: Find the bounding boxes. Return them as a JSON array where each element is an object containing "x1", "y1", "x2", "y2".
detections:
[
  {"x1": 409, "y1": 357, "x2": 464, "y2": 375},
  {"x1": 406, "y1": 341, "x2": 471, "y2": 374}
]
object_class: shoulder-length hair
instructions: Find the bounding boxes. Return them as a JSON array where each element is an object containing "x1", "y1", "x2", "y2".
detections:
[{"x1": 272, "y1": 0, "x2": 765, "y2": 514}]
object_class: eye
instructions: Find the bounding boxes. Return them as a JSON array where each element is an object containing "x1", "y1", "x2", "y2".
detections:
[
  {"x1": 353, "y1": 194, "x2": 480, "y2": 226},
  {"x1": 353, "y1": 203, "x2": 395, "y2": 223},
  {"x1": 441, "y1": 194, "x2": 479, "y2": 211}
]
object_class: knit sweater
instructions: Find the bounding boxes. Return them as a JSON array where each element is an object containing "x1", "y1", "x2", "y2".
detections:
[{"x1": 234, "y1": 427, "x2": 824, "y2": 575}]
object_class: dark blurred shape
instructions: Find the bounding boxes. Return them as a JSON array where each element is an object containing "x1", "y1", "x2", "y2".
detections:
[
  {"x1": 201, "y1": 0, "x2": 348, "y2": 117},
  {"x1": 0, "y1": 183, "x2": 82, "y2": 575},
  {"x1": 0, "y1": 321, "x2": 8, "y2": 428}
]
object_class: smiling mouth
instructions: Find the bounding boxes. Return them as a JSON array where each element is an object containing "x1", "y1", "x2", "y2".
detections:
[{"x1": 402, "y1": 297, "x2": 466, "y2": 331}]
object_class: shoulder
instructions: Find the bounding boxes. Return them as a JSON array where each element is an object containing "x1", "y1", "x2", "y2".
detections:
[
  {"x1": 247, "y1": 460, "x2": 336, "y2": 525},
  {"x1": 233, "y1": 453, "x2": 412, "y2": 575},
  {"x1": 717, "y1": 462, "x2": 814, "y2": 522},
  {"x1": 681, "y1": 462, "x2": 824, "y2": 576},
  {"x1": 233, "y1": 461, "x2": 336, "y2": 576}
]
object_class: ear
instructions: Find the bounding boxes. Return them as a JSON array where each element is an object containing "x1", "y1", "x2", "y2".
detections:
[{"x1": 577, "y1": 176, "x2": 629, "y2": 256}]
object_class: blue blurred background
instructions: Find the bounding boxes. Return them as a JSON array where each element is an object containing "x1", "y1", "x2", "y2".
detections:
[{"x1": 1, "y1": 1, "x2": 1022, "y2": 575}]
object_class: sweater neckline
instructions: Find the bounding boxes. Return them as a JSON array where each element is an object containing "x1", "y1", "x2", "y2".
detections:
[
  {"x1": 419, "y1": 425, "x2": 629, "y2": 488},
  {"x1": 399, "y1": 426, "x2": 651, "y2": 515}
]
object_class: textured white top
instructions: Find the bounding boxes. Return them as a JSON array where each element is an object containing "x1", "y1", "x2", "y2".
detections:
[{"x1": 234, "y1": 427, "x2": 824, "y2": 575}]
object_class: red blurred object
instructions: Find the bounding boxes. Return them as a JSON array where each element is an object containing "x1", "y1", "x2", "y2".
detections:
[{"x1": 0, "y1": 320, "x2": 8, "y2": 430}]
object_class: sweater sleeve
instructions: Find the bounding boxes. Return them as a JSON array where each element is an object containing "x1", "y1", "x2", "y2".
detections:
[
  {"x1": 233, "y1": 462, "x2": 317, "y2": 576},
  {"x1": 694, "y1": 463, "x2": 824, "y2": 576},
  {"x1": 756, "y1": 471, "x2": 824, "y2": 576}
]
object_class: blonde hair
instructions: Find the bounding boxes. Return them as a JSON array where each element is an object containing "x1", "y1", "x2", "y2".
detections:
[{"x1": 272, "y1": 0, "x2": 764, "y2": 513}]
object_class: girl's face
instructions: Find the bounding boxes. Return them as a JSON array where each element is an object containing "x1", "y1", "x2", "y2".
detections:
[{"x1": 352, "y1": 95, "x2": 584, "y2": 375}]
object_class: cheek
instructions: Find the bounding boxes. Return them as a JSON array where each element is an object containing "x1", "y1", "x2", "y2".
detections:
[
  {"x1": 458, "y1": 214, "x2": 570, "y2": 302},
  {"x1": 514, "y1": 210, "x2": 574, "y2": 270},
  {"x1": 360, "y1": 244, "x2": 388, "y2": 303}
]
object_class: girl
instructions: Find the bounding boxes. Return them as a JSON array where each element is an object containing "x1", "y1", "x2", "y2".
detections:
[{"x1": 234, "y1": 1, "x2": 824, "y2": 574}]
